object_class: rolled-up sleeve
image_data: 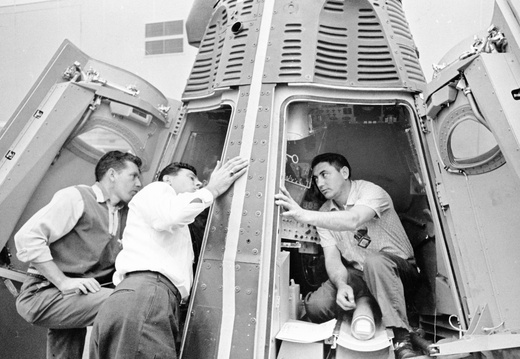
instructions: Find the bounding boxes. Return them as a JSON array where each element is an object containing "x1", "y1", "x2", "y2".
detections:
[
  {"x1": 317, "y1": 227, "x2": 337, "y2": 248},
  {"x1": 15, "y1": 187, "x2": 84, "y2": 264},
  {"x1": 351, "y1": 182, "x2": 391, "y2": 219},
  {"x1": 317, "y1": 204, "x2": 339, "y2": 248}
]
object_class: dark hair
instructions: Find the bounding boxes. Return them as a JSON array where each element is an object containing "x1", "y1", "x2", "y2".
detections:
[
  {"x1": 311, "y1": 153, "x2": 352, "y2": 179},
  {"x1": 158, "y1": 162, "x2": 197, "y2": 181},
  {"x1": 95, "y1": 151, "x2": 142, "y2": 181}
]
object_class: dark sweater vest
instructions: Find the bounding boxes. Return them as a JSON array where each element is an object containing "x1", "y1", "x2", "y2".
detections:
[{"x1": 49, "y1": 185, "x2": 125, "y2": 283}]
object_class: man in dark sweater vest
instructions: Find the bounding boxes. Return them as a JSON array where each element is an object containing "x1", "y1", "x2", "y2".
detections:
[{"x1": 14, "y1": 150, "x2": 142, "y2": 359}]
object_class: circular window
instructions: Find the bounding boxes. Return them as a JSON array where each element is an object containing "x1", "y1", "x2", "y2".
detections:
[
  {"x1": 66, "y1": 116, "x2": 145, "y2": 168},
  {"x1": 439, "y1": 104, "x2": 505, "y2": 174},
  {"x1": 76, "y1": 127, "x2": 135, "y2": 154}
]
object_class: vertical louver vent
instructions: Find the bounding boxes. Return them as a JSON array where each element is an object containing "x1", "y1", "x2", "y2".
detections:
[
  {"x1": 226, "y1": 0, "x2": 237, "y2": 11},
  {"x1": 239, "y1": 0, "x2": 255, "y2": 16},
  {"x1": 386, "y1": 0, "x2": 413, "y2": 41},
  {"x1": 323, "y1": 0, "x2": 345, "y2": 13},
  {"x1": 358, "y1": 9, "x2": 383, "y2": 39},
  {"x1": 399, "y1": 45, "x2": 425, "y2": 82},
  {"x1": 356, "y1": 8, "x2": 398, "y2": 82},
  {"x1": 222, "y1": 10, "x2": 228, "y2": 27},
  {"x1": 185, "y1": 24, "x2": 218, "y2": 93},
  {"x1": 184, "y1": 9, "x2": 228, "y2": 95},
  {"x1": 314, "y1": 23, "x2": 348, "y2": 81},
  {"x1": 222, "y1": 29, "x2": 248, "y2": 82},
  {"x1": 279, "y1": 23, "x2": 303, "y2": 78},
  {"x1": 214, "y1": 31, "x2": 225, "y2": 81},
  {"x1": 386, "y1": 0, "x2": 425, "y2": 83}
]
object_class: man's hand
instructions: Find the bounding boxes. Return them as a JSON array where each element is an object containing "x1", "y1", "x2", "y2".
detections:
[
  {"x1": 205, "y1": 156, "x2": 249, "y2": 198},
  {"x1": 336, "y1": 282, "x2": 356, "y2": 311},
  {"x1": 59, "y1": 277, "x2": 102, "y2": 296},
  {"x1": 32, "y1": 260, "x2": 101, "y2": 296},
  {"x1": 274, "y1": 186, "x2": 307, "y2": 222}
]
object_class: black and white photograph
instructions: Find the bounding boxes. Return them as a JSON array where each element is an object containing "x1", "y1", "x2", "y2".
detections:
[{"x1": 1, "y1": 1, "x2": 518, "y2": 358}]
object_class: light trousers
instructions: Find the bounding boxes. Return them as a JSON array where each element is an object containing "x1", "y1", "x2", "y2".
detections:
[
  {"x1": 304, "y1": 251, "x2": 419, "y2": 330},
  {"x1": 16, "y1": 276, "x2": 112, "y2": 359}
]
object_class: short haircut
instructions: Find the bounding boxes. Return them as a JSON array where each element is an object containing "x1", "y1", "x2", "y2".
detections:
[
  {"x1": 158, "y1": 162, "x2": 197, "y2": 181},
  {"x1": 95, "y1": 151, "x2": 142, "y2": 181},
  {"x1": 311, "y1": 152, "x2": 352, "y2": 179}
]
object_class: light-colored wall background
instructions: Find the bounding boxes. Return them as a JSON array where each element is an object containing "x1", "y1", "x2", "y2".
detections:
[
  {"x1": 403, "y1": 0, "x2": 495, "y2": 80},
  {"x1": 0, "y1": 0, "x2": 198, "y2": 127},
  {"x1": 0, "y1": 0, "x2": 497, "y2": 128}
]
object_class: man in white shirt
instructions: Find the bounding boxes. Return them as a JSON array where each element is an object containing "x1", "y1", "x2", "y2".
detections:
[
  {"x1": 275, "y1": 152, "x2": 419, "y2": 359},
  {"x1": 89, "y1": 156, "x2": 249, "y2": 359}
]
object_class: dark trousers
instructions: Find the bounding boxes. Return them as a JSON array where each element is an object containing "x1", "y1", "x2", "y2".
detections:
[
  {"x1": 304, "y1": 252, "x2": 419, "y2": 330},
  {"x1": 15, "y1": 277, "x2": 112, "y2": 359},
  {"x1": 89, "y1": 271, "x2": 181, "y2": 359}
]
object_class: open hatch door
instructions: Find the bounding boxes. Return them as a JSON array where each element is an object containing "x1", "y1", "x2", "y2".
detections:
[
  {"x1": 422, "y1": 48, "x2": 520, "y2": 340},
  {"x1": 0, "y1": 39, "x2": 180, "y2": 272}
]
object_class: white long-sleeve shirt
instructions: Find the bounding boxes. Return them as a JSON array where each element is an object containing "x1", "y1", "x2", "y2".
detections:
[{"x1": 113, "y1": 181, "x2": 214, "y2": 300}]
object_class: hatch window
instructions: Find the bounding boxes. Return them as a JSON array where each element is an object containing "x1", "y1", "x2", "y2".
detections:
[
  {"x1": 450, "y1": 119, "x2": 498, "y2": 159},
  {"x1": 444, "y1": 118, "x2": 505, "y2": 174},
  {"x1": 172, "y1": 106, "x2": 231, "y2": 183},
  {"x1": 75, "y1": 127, "x2": 135, "y2": 154},
  {"x1": 437, "y1": 102, "x2": 506, "y2": 175}
]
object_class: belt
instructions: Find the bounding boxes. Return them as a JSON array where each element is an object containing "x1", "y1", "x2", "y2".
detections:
[
  {"x1": 26, "y1": 268, "x2": 49, "y2": 281},
  {"x1": 126, "y1": 271, "x2": 181, "y2": 303}
]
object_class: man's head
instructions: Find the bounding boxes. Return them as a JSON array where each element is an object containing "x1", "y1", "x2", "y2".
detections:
[
  {"x1": 158, "y1": 162, "x2": 202, "y2": 194},
  {"x1": 96, "y1": 151, "x2": 143, "y2": 204},
  {"x1": 311, "y1": 153, "x2": 351, "y2": 201}
]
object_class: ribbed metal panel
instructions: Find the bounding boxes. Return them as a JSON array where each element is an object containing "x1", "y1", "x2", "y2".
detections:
[
  {"x1": 386, "y1": 0, "x2": 413, "y2": 41},
  {"x1": 355, "y1": 7, "x2": 399, "y2": 83},
  {"x1": 184, "y1": 0, "x2": 263, "y2": 98},
  {"x1": 399, "y1": 44, "x2": 426, "y2": 83},
  {"x1": 215, "y1": 0, "x2": 261, "y2": 89},
  {"x1": 225, "y1": 0, "x2": 238, "y2": 11},
  {"x1": 185, "y1": 0, "x2": 426, "y2": 97},
  {"x1": 186, "y1": 26, "x2": 217, "y2": 91},
  {"x1": 356, "y1": 44, "x2": 398, "y2": 82},
  {"x1": 386, "y1": 0, "x2": 426, "y2": 83},
  {"x1": 323, "y1": 0, "x2": 344, "y2": 13},
  {"x1": 183, "y1": 8, "x2": 228, "y2": 97},
  {"x1": 313, "y1": 1, "x2": 349, "y2": 83},
  {"x1": 221, "y1": 30, "x2": 248, "y2": 83},
  {"x1": 314, "y1": 24, "x2": 348, "y2": 81},
  {"x1": 279, "y1": 23, "x2": 303, "y2": 78},
  {"x1": 238, "y1": 0, "x2": 254, "y2": 16}
]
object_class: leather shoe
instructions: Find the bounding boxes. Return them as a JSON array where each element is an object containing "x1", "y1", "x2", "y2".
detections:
[{"x1": 394, "y1": 338, "x2": 418, "y2": 359}]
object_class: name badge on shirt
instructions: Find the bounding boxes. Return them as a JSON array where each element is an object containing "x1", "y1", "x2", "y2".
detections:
[{"x1": 354, "y1": 227, "x2": 371, "y2": 248}]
